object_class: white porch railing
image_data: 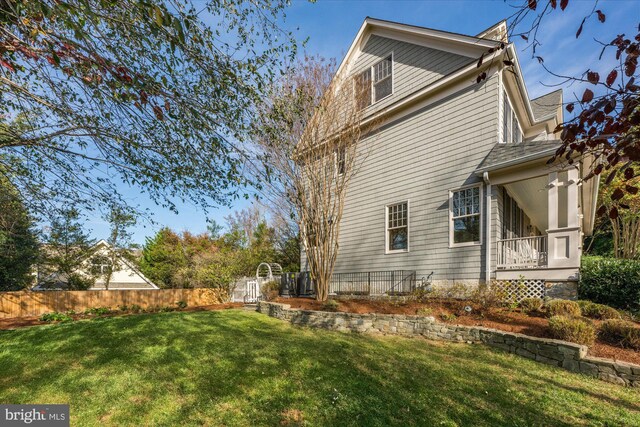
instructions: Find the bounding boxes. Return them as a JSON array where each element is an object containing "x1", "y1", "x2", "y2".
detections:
[{"x1": 497, "y1": 235, "x2": 548, "y2": 269}]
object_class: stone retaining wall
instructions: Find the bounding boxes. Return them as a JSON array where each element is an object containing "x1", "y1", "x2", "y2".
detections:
[{"x1": 257, "y1": 302, "x2": 640, "y2": 387}]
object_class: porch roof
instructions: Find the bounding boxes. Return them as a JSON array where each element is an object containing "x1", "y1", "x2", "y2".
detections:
[{"x1": 475, "y1": 140, "x2": 561, "y2": 173}]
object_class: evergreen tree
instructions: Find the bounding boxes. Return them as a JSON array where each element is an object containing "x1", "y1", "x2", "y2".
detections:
[
  {"x1": 0, "y1": 178, "x2": 38, "y2": 290},
  {"x1": 140, "y1": 228, "x2": 187, "y2": 288},
  {"x1": 42, "y1": 208, "x2": 95, "y2": 289}
]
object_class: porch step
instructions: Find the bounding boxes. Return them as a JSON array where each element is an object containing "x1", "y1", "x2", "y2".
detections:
[{"x1": 243, "y1": 304, "x2": 258, "y2": 311}]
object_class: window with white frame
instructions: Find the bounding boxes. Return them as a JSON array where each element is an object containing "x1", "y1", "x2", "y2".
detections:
[
  {"x1": 450, "y1": 186, "x2": 481, "y2": 245},
  {"x1": 503, "y1": 90, "x2": 523, "y2": 144},
  {"x1": 373, "y1": 55, "x2": 393, "y2": 101},
  {"x1": 90, "y1": 255, "x2": 113, "y2": 276},
  {"x1": 356, "y1": 54, "x2": 393, "y2": 109},
  {"x1": 386, "y1": 201, "x2": 408, "y2": 252}
]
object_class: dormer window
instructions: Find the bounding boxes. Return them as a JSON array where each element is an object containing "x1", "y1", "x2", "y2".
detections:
[
  {"x1": 503, "y1": 90, "x2": 523, "y2": 144},
  {"x1": 356, "y1": 54, "x2": 393, "y2": 109}
]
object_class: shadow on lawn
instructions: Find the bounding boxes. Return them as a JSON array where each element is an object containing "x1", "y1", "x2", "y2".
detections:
[{"x1": 0, "y1": 310, "x2": 638, "y2": 426}]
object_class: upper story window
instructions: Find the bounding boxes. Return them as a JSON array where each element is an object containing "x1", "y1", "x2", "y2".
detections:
[
  {"x1": 356, "y1": 54, "x2": 393, "y2": 109},
  {"x1": 373, "y1": 55, "x2": 393, "y2": 101},
  {"x1": 386, "y1": 201, "x2": 408, "y2": 253},
  {"x1": 450, "y1": 186, "x2": 482, "y2": 246},
  {"x1": 503, "y1": 91, "x2": 523, "y2": 144}
]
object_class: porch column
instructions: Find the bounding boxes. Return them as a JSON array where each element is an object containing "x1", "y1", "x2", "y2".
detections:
[
  {"x1": 566, "y1": 167, "x2": 580, "y2": 228},
  {"x1": 547, "y1": 172, "x2": 558, "y2": 230},
  {"x1": 546, "y1": 169, "x2": 581, "y2": 271}
]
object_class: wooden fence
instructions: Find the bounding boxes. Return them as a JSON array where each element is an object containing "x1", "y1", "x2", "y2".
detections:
[{"x1": 0, "y1": 288, "x2": 227, "y2": 318}]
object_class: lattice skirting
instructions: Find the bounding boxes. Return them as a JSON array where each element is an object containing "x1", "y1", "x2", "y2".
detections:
[{"x1": 493, "y1": 279, "x2": 545, "y2": 302}]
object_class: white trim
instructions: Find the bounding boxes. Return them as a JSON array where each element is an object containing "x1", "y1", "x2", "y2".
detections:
[
  {"x1": 368, "y1": 20, "x2": 499, "y2": 58},
  {"x1": 501, "y1": 87, "x2": 524, "y2": 144},
  {"x1": 485, "y1": 179, "x2": 492, "y2": 282},
  {"x1": 385, "y1": 200, "x2": 410, "y2": 254},
  {"x1": 336, "y1": 17, "x2": 502, "y2": 84},
  {"x1": 449, "y1": 184, "x2": 483, "y2": 248}
]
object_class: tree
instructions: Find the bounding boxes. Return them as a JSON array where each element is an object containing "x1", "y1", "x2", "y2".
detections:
[
  {"x1": 0, "y1": 0, "x2": 298, "y2": 218},
  {"x1": 0, "y1": 177, "x2": 38, "y2": 290},
  {"x1": 139, "y1": 227, "x2": 187, "y2": 288},
  {"x1": 101, "y1": 205, "x2": 135, "y2": 289},
  {"x1": 488, "y1": 1, "x2": 639, "y2": 217},
  {"x1": 251, "y1": 56, "x2": 376, "y2": 301},
  {"x1": 597, "y1": 165, "x2": 640, "y2": 258},
  {"x1": 41, "y1": 207, "x2": 95, "y2": 289}
]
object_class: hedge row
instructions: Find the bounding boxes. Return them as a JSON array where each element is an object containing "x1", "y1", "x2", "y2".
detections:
[{"x1": 580, "y1": 256, "x2": 640, "y2": 310}]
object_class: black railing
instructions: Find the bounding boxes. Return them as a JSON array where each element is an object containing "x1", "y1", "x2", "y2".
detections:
[
  {"x1": 282, "y1": 270, "x2": 417, "y2": 297},
  {"x1": 330, "y1": 270, "x2": 416, "y2": 296}
]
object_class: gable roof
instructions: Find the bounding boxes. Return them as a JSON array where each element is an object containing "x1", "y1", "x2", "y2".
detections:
[
  {"x1": 336, "y1": 17, "x2": 502, "y2": 80},
  {"x1": 336, "y1": 17, "x2": 561, "y2": 132},
  {"x1": 475, "y1": 140, "x2": 561, "y2": 173},
  {"x1": 530, "y1": 89, "x2": 563, "y2": 122}
]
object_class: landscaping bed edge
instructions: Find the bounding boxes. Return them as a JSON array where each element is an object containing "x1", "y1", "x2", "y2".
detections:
[{"x1": 256, "y1": 301, "x2": 640, "y2": 387}]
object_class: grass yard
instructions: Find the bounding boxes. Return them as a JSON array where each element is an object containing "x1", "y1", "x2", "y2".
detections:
[{"x1": 0, "y1": 310, "x2": 639, "y2": 426}]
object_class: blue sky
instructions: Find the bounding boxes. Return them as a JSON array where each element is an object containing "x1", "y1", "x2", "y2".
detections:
[{"x1": 88, "y1": 0, "x2": 639, "y2": 245}]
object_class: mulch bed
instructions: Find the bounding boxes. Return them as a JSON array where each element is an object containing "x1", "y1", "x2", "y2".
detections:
[
  {"x1": 276, "y1": 297, "x2": 640, "y2": 365},
  {"x1": 0, "y1": 303, "x2": 243, "y2": 331}
]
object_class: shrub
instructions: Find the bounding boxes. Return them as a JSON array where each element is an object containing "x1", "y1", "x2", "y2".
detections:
[
  {"x1": 548, "y1": 315, "x2": 596, "y2": 346},
  {"x1": 470, "y1": 282, "x2": 508, "y2": 311},
  {"x1": 577, "y1": 301, "x2": 620, "y2": 320},
  {"x1": 519, "y1": 298, "x2": 543, "y2": 314},
  {"x1": 84, "y1": 307, "x2": 112, "y2": 316},
  {"x1": 410, "y1": 288, "x2": 432, "y2": 303},
  {"x1": 546, "y1": 299, "x2": 581, "y2": 318},
  {"x1": 176, "y1": 300, "x2": 187, "y2": 309},
  {"x1": 130, "y1": 304, "x2": 142, "y2": 313},
  {"x1": 440, "y1": 313, "x2": 457, "y2": 322},
  {"x1": 39, "y1": 312, "x2": 73, "y2": 323},
  {"x1": 580, "y1": 256, "x2": 640, "y2": 310},
  {"x1": 434, "y1": 282, "x2": 471, "y2": 300},
  {"x1": 261, "y1": 280, "x2": 280, "y2": 301},
  {"x1": 322, "y1": 299, "x2": 339, "y2": 312},
  {"x1": 599, "y1": 319, "x2": 640, "y2": 350},
  {"x1": 416, "y1": 307, "x2": 433, "y2": 316},
  {"x1": 117, "y1": 305, "x2": 129, "y2": 312}
]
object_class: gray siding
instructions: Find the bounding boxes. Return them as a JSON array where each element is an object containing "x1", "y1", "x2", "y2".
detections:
[
  {"x1": 353, "y1": 35, "x2": 472, "y2": 113},
  {"x1": 328, "y1": 73, "x2": 500, "y2": 284}
]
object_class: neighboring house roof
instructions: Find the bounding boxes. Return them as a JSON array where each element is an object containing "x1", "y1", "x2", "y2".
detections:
[
  {"x1": 530, "y1": 89, "x2": 563, "y2": 122},
  {"x1": 475, "y1": 140, "x2": 562, "y2": 173},
  {"x1": 33, "y1": 240, "x2": 158, "y2": 290}
]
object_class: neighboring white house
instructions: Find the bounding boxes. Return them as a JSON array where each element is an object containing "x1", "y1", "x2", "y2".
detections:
[
  {"x1": 34, "y1": 239, "x2": 158, "y2": 290},
  {"x1": 301, "y1": 18, "x2": 599, "y2": 298}
]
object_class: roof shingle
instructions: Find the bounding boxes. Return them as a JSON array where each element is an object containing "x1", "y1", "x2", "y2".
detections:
[
  {"x1": 476, "y1": 140, "x2": 561, "y2": 172},
  {"x1": 530, "y1": 89, "x2": 562, "y2": 122}
]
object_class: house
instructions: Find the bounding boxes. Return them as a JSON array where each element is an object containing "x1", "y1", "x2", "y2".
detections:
[
  {"x1": 34, "y1": 240, "x2": 159, "y2": 290},
  {"x1": 303, "y1": 18, "x2": 599, "y2": 298}
]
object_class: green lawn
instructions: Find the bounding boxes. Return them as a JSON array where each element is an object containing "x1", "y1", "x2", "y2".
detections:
[{"x1": 0, "y1": 310, "x2": 638, "y2": 426}]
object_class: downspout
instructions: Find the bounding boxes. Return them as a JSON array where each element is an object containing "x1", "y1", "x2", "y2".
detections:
[{"x1": 483, "y1": 172, "x2": 492, "y2": 284}]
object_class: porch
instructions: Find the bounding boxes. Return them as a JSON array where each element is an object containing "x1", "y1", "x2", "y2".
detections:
[{"x1": 488, "y1": 166, "x2": 591, "y2": 282}]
